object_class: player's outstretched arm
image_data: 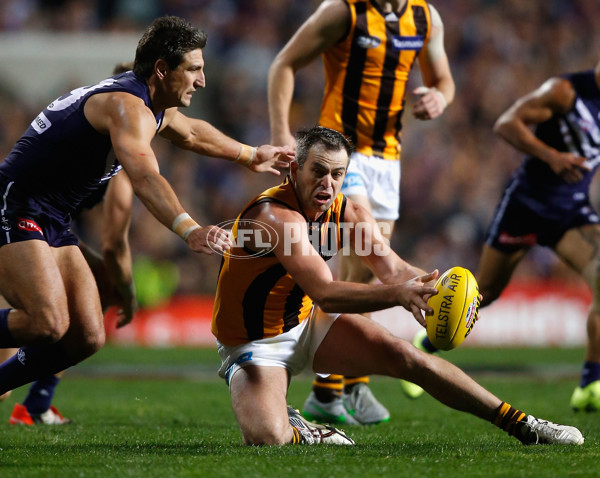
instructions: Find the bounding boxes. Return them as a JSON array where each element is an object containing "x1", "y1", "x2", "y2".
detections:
[
  {"x1": 248, "y1": 203, "x2": 437, "y2": 322},
  {"x1": 85, "y1": 92, "x2": 232, "y2": 254},
  {"x1": 268, "y1": 0, "x2": 349, "y2": 147},
  {"x1": 160, "y1": 109, "x2": 294, "y2": 175}
]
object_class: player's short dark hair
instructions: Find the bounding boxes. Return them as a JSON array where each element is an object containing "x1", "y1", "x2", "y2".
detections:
[
  {"x1": 133, "y1": 15, "x2": 207, "y2": 79},
  {"x1": 295, "y1": 126, "x2": 354, "y2": 169}
]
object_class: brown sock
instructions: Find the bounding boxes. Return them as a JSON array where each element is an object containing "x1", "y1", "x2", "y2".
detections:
[
  {"x1": 343, "y1": 376, "x2": 369, "y2": 394},
  {"x1": 492, "y1": 401, "x2": 533, "y2": 444},
  {"x1": 313, "y1": 374, "x2": 343, "y2": 402}
]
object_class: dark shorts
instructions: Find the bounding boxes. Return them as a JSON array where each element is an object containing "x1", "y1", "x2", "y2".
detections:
[
  {"x1": 0, "y1": 175, "x2": 78, "y2": 249},
  {"x1": 485, "y1": 179, "x2": 600, "y2": 253}
]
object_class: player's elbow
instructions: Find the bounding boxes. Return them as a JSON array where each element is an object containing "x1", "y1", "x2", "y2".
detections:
[
  {"x1": 102, "y1": 238, "x2": 127, "y2": 258},
  {"x1": 268, "y1": 53, "x2": 299, "y2": 82},
  {"x1": 493, "y1": 115, "x2": 511, "y2": 138},
  {"x1": 311, "y1": 293, "x2": 340, "y2": 314},
  {"x1": 268, "y1": 56, "x2": 285, "y2": 81},
  {"x1": 314, "y1": 301, "x2": 338, "y2": 314}
]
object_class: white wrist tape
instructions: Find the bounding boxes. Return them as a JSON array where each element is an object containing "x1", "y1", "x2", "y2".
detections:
[
  {"x1": 172, "y1": 212, "x2": 201, "y2": 241},
  {"x1": 431, "y1": 88, "x2": 447, "y2": 110},
  {"x1": 235, "y1": 144, "x2": 257, "y2": 167}
]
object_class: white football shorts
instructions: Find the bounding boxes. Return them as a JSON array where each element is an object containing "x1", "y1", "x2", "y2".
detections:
[
  {"x1": 217, "y1": 307, "x2": 339, "y2": 386},
  {"x1": 341, "y1": 152, "x2": 401, "y2": 221}
]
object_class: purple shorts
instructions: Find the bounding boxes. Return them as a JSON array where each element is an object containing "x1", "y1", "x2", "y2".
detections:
[
  {"x1": 485, "y1": 177, "x2": 600, "y2": 253},
  {"x1": 0, "y1": 175, "x2": 79, "y2": 248}
]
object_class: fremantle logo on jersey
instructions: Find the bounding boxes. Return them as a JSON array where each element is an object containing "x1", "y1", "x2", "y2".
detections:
[
  {"x1": 561, "y1": 99, "x2": 600, "y2": 171},
  {"x1": 392, "y1": 35, "x2": 424, "y2": 51}
]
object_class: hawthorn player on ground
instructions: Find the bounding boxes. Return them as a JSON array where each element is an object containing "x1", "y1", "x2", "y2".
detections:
[{"x1": 212, "y1": 126, "x2": 583, "y2": 446}]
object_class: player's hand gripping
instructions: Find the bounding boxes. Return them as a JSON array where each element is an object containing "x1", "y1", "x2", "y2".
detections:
[
  {"x1": 186, "y1": 225, "x2": 232, "y2": 255},
  {"x1": 547, "y1": 151, "x2": 590, "y2": 183},
  {"x1": 396, "y1": 270, "x2": 439, "y2": 326},
  {"x1": 412, "y1": 86, "x2": 447, "y2": 120},
  {"x1": 114, "y1": 282, "x2": 138, "y2": 328},
  {"x1": 249, "y1": 145, "x2": 295, "y2": 175}
]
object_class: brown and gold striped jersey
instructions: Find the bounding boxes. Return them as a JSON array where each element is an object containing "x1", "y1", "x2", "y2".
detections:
[
  {"x1": 319, "y1": 0, "x2": 432, "y2": 160},
  {"x1": 212, "y1": 179, "x2": 347, "y2": 346}
]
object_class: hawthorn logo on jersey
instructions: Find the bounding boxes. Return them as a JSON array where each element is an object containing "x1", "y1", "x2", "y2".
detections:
[
  {"x1": 392, "y1": 35, "x2": 424, "y2": 51},
  {"x1": 356, "y1": 35, "x2": 381, "y2": 49},
  {"x1": 17, "y1": 218, "x2": 44, "y2": 236},
  {"x1": 211, "y1": 219, "x2": 279, "y2": 259}
]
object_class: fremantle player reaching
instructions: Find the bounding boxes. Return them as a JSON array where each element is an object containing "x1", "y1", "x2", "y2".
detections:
[{"x1": 0, "y1": 16, "x2": 293, "y2": 400}]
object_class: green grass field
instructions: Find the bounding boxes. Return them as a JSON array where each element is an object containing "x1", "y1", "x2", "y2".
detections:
[{"x1": 0, "y1": 345, "x2": 598, "y2": 477}]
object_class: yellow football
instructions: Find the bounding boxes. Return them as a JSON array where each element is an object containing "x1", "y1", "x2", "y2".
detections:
[{"x1": 425, "y1": 266, "x2": 480, "y2": 351}]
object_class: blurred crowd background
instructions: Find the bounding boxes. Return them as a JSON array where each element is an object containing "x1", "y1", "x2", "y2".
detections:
[{"x1": 1, "y1": 0, "x2": 600, "y2": 305}]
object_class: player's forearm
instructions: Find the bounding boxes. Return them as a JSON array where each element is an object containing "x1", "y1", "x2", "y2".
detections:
[
  {"x1": 267, "y1": 60, "x2": 295, "y2": 142},
  {"x1": 129, "y1": 172, "x2": 190, "y2": 233},
  {"x1": 494, "y1": 116, "x2": 556, "y2": 162},
  {"x1": 312, "y1": 281, "x2": 404, "y2": 314},
  {"x1": 102, "y1": 240, "x2": 134, "y2": 292},
  {"x1": 179, "y1": 120, "x2": 246, "y2": 160}
]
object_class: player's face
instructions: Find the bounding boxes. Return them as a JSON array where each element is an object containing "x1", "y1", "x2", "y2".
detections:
[
  {"x1": 292, "y1": 145, "x2": 348, "y2": 219},
  {"x1": 166, "y1": 49, "x2": 206, "y2": 107}
]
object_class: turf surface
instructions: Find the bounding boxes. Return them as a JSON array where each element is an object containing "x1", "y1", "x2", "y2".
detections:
[{"x1": 0, "y1": 345, "x2": 598, "y2": 477}]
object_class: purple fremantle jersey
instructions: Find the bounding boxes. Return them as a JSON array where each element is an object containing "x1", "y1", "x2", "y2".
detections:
[
  {"x1": 515, "y1": 69, "x2": 600, "y2": 206},
  {"x1": 0, "y1": 71, "x2": 164, "y2": 215}
]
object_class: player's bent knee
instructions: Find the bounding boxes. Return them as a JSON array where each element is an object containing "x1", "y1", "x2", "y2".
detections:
[
  {"x1": 35, "y1": 313, "x2": 70, "y2": 344},
  {"x1": 79, "y1": 330, "x2": 106, "y2": 358},
  {"x1": 67, "y1": 320, "x2": 106, "y2": 361},
  {"x1": 0, "y1": 390, "x2": 12, "y2": 401},
  {"x1": 379, "y1": 339, "x2": 420, "y2": 377},
  {"x1": 242, "y1": 426, "x2": 291, "y2": 446},
  {"x1": 390, "y1": 340, "x2": 433, "y2": 381},
  {"x1": 238, "y1": 411, "x2": 292, "y2": 446}
]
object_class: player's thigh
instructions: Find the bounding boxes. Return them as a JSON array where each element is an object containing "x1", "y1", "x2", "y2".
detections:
[
  {"x1": 0, "y1": 347, "x2": 17, "y2": 362},
  {"x1": 52, "y1": 245, "x2": 105, "y2": 342},
  {"x1": 229, "y1": 365, "x2": 291, "y2": 442},
  {"x1": 555, "y1": 225, "x2": 600, "y2": 289},
  {"x1": 476, "y1": 244, "x2": 527, "y2": 305},
  {"x1": 0, "y1": 240, "x2": 68, "y2": 314},
  {"x1": 313, "y1": 313, "x2": 412, "y2": 377}
]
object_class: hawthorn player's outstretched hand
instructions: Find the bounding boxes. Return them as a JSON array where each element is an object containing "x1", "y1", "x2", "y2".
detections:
[{"x1": 397, "y1": 270, "x2": 439, "y2": 326}]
